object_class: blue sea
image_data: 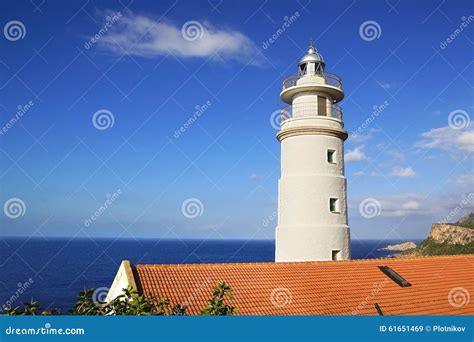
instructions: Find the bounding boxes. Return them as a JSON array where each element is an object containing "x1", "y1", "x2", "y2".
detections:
[{"x1": 0, "y1": 238, "x2": 416, "y2": 313}]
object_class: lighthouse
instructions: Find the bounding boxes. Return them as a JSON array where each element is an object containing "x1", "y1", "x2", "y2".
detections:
[{"x1": 275, "y1": 41, "x2": 350, "y2": 262}]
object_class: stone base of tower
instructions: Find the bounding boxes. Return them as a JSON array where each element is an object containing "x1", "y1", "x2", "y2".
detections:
[{"x1": 275, "y1": 225, "x2": 350, "y2": 262}]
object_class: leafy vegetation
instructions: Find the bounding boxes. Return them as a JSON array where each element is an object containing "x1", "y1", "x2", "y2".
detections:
[
  {"x1": 200, "y1": 282, "x2": 238, "y2": 315},
  {"x1": 417, "y1": 238, "x2": 474, "y2": 255},
  {"x1": 2, "y1": 282, "x2": 237, "y2": 316},
  {"x1": 402, "y1": 238, "x2": 474, "y2": 256}
]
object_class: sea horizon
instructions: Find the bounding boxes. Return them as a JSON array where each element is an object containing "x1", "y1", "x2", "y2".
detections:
[{"x1": 1, "y1": 237, "x2": 423, "y2": 312}]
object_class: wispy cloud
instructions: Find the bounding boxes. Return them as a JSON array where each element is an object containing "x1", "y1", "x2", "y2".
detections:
[
  {"x1": 345, "y1": 145, "x2": 368, "y2": 162},
  {"x1": 390, "y1": 166, "x2": 416, "y2": 177},
  {"x1": 249, "y1": 173, "x2": 264, "y2": 181},
  {"x1": 417, "y1": 126, "x2": 474, "y2": 153},
  {"x1": 95, "y1": 11, "x2": 262, "y2": 65},
  {"x1": 352, "y1": 192, "x2": 472, "y2": 219},
  {"x1": 349, "y1": 128, "x2": 378, "y2": 144}
]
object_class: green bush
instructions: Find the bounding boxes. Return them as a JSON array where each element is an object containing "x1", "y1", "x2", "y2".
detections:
[{"x1": 2, "y1": 282, "x2": 237, "y2": 316}]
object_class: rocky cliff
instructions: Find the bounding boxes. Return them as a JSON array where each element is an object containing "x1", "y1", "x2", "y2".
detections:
[
  {"x1": 399, "y1": 211, "x2": 474, "y2": 257},
  {"x1": 429, "y1": 223, "x2": 474, "y2": 245}
]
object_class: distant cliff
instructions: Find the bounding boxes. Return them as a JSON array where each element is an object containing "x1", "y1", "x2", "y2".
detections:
[{"x1": 401, "y1": 212, "x2": 474, "y2": 256}]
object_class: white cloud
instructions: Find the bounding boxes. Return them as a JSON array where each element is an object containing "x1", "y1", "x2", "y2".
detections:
[
  {"x1": 95, "y1": 12, "x2": 262, "y2": 65},
  {"x1": 349, "y1": 128, "x2": 378, "y2": 143},
  {"x1": 345, "y1": 146, "x2": 368, "y2": 162},
  {"x1": 249, "y1": 173, "x2": 264, "y2": 181},
  {"x1": 456, "y1": 174, "x2": 474, "y2": 185},
  {"x1": 390, "y1": 166, "x2": 416, "y2": 177},
  {"x1": 352, "y1": 192, "x2": 470, "y2": 219},
  {"x1": 417, "y1": 126, "x2": 474, "y2": 153}
]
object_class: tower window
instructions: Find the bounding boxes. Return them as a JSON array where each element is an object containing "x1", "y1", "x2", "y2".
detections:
[
  {"x1": 327, "y1": 149, "x2": 336, "y2": 164},
  {"x1": 299, "y1": 63, "x2": 307, "y2": 76},
  {"x1": 318, "y1": 96, "x2": 327, "y2": 116},
  {"x1": 332, "y1": 250, "x2": 341, "y2": 260},
  {"x1": 329, "y1": 198, "x2": 339, "y2": 213}
]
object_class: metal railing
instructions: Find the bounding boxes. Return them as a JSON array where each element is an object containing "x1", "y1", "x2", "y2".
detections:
[
  {"x1": 282, "y1": 72, "x2": 343, "y2": 91},
  {"x1": 279, "y1": 103, "x2": 343, "y2": 124}
]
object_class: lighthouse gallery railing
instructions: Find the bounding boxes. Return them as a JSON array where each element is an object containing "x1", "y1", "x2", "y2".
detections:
[
  {"x1": 280, "y1": 104, "x2": 343, "y2": 124},
  {"x1": 282, "y1": 72, "x2": 343, "y2": 91}
]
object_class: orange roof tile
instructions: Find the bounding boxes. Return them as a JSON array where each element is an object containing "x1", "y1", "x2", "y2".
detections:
[{"x1": 132, "y1": 255, "x2": 474, "y2": 315}]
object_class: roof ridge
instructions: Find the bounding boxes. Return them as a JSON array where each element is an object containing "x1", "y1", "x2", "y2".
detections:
[{"x1": 135, "y1": 254, "x2": 474, "y2": 268}]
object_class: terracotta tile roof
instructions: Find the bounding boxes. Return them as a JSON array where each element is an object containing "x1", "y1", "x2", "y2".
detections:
[{"x1": 132, "y1": 255, "x2": 474, "y2": 315}]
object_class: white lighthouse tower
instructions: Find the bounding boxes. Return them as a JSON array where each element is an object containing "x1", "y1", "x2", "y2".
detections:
[{"x1": 275, "y1": 41, "x2": 350, "y2": 262}]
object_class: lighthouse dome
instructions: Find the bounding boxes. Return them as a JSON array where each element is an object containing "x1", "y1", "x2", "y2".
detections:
[{"x1": 299, "y1": 46, "x2": 325, "y2": 66}]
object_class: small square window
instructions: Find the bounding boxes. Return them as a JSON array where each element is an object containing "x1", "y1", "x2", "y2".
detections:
[
  {"x1": 327, "y1": 149, "x2": 336, "y2": 164},
  {"x1": 329, "y1": 198, "x2": 339, "y2": 213},
  {"x1": 332, "y1": 250, "x2": 341, "y2": 260}
]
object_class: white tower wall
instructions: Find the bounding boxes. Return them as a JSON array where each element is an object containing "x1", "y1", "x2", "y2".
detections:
[{"x1": 275, "y1": 44, "x2": 351, "y2": 262}]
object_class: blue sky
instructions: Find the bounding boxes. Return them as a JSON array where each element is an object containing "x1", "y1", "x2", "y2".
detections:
[{"x1": 0, "y1": 0, "x2": 472, "y2": 240}]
